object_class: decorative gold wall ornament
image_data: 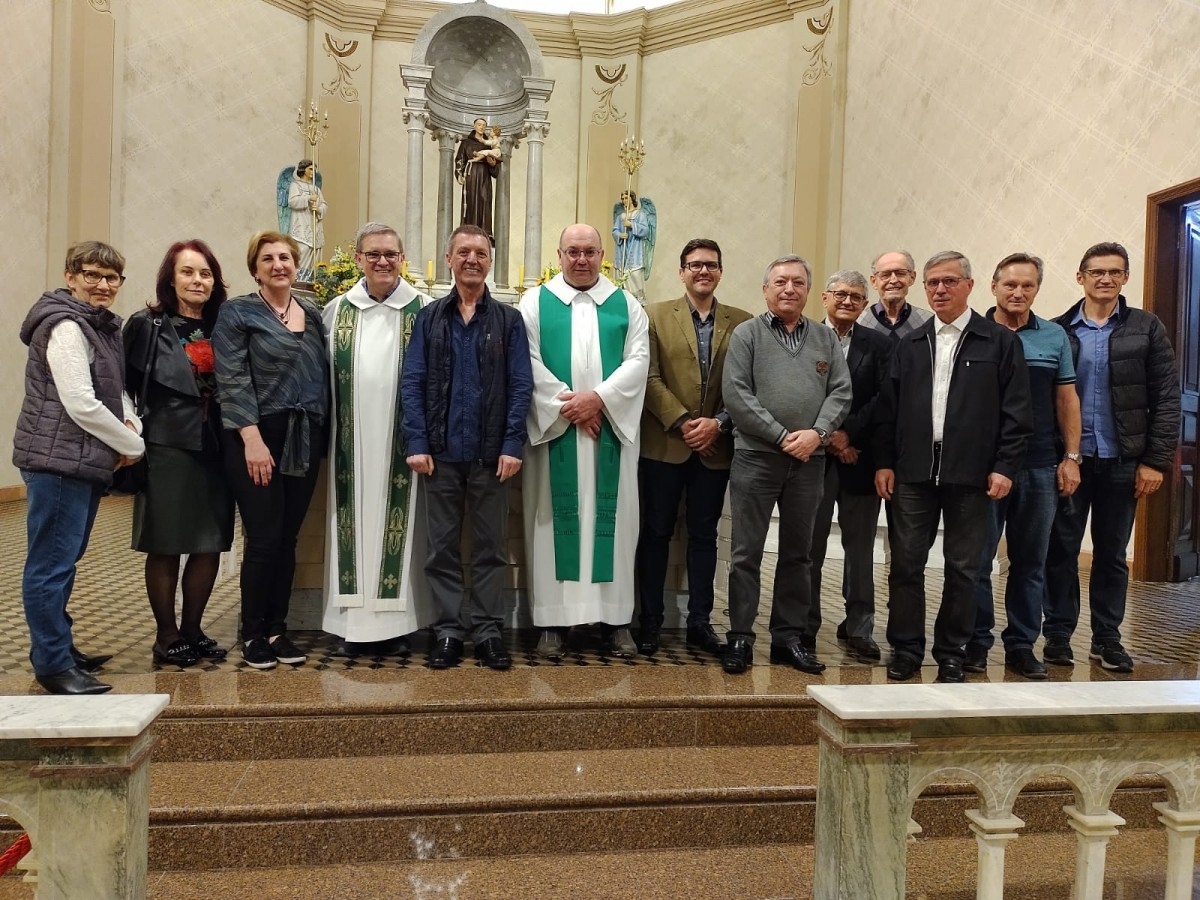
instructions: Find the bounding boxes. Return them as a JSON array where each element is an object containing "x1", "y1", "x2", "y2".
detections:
[
  {"x1": 802, "y1": 7, "x2": 834, "y2": 87},
  {"x1": 87, "y1": 0, "x2": 112, "y2": 12},
  {"x1": 591, "y1": 64, "x2": 627, "y2": 125},
  {"x1": 322, "y1": 34, "x2": 361, "y2": 103}
]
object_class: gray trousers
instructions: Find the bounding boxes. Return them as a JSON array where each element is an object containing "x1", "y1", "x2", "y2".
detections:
[
  {"x1": 727, "y1": 449, "x2": 824, "y2": 645},
  {"x1": 807, "y1": 459, "x2": 881, "y2": 640},
  {"x1": 423, "y1": 460, "x2": 508, "y2": 642}
]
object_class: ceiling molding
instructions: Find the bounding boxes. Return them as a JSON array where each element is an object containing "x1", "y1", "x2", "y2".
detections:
[{"x1": 261, "y1": 0, "x2": 831, "y2": 56}]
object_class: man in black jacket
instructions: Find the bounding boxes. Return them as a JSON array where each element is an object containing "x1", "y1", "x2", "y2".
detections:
[
  {"x1": 807, "y1": 270, "x2": 892, "y2": 662},
  {"x1": 1043, "y1": 241, "x2": 1180, "y2": 673},
  {"x1": 401, "y1": 224, "x2": 534, "y2": 670},
  {"x1": 875, "y1": 251, "x2": 1032, "y2": 683}
]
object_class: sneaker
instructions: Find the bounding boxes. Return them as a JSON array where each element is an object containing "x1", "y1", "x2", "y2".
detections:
[
  {"x1": 268, "y1": 633, "x2": 307, "y2": 665},
  {"x1": 241, "y1": 638, "x2": 277, "y2": 670},
  {"x1": 1089, "y1": 642, "x2": 1133, "y2": 673},
  {"x1": 1042, "y1": 641, "x2": 1074, "y2": 666}
]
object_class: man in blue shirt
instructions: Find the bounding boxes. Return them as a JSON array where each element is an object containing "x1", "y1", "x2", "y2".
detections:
[
  {"x1": 1043, "y1": 242, "x2": 1180, "y2": 673},
  {"x1": 966, "y1": 253, "x2": 1081, "y2": 679},
  {"x1": 401, "y1": 225, "x2": 534, "y2": 670}
]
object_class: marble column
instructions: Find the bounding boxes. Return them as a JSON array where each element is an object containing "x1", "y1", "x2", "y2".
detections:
[
  {"x1": 966, "y1": 810, "x2": 1024, "y2": 900},
  {"x1": 1153, "y1": 802, "x2": 1200, "y2": 900},
  {"x1": 435, "y1": 129, "x2": 457, "y2": 284},
  {"x1": 521, "y1": 122, "x2": 550, "y2": 288},
  {"x1": 401, "y1": 109, "x2": 428, "y2": 266},
  {"x1": 1064, "y1": 806, "x2": 1124, "y2": 900},
  {"x1": 493, "y1": 135, "x2": 516, "y2": 289}
]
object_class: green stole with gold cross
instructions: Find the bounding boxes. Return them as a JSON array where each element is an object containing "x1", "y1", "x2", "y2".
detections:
[
  {"x1": 538, "y1": 285, "x2": 629, "y2": 583},
  {"x1": 332, "y1": 294, "x2": 420, "y2": 603}
]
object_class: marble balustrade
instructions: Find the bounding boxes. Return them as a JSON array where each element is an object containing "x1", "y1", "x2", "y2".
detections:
[
  {"x1": 808, "y1": 682, "x2": 1200, "y2": 900},
  {"x1": 0, "y1": 694, "x2": 170, "y2": 899}
]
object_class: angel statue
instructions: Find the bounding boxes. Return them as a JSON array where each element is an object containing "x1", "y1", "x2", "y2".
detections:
[
  {"x1": 611, "y1": 190, "x2": 657, "y2": 301},
  {"x1": 276, "y1": 158, "x2": 327, "y2": 281}
]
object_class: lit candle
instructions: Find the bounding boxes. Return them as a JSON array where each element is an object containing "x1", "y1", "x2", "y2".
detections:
[
  {"x1": 518, "y1": 264, "x2": 525, "y2": 286},
  {"x1": 427, "y1": 260, "x2": 434, "y2": 283}
]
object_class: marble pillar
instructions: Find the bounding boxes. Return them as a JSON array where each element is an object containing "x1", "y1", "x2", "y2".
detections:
[
  {"x1": 1153, "y1": 803, "x2": 1200, "y2": 900},
  {"x1": 435, "y1": 129, "x2": 457, "y2": 283},
  {"x1": 521, "y1": 122, "x2": 549, "y2": 287},
  {"x1": 493, "y1": 135, "x2": 515, "y2": 289},
  {"x1": 966, "y1": 810, "x2": 1024, "y2": 900},
  {"x1": 402, "y1": 109, "x2": 428, "y2": 266},
  {"x1": 1064, "y1": 806, "x2": 1124, "y2": 900}
]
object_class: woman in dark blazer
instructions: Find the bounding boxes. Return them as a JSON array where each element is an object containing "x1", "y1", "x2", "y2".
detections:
[{"x1": 124, "y1": 239, "x2": 234, "y2": 666}]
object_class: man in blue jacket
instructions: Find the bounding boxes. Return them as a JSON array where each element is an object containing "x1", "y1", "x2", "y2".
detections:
[{"x1": 401, "y1": 224, "x2": 533, "y2": 670}]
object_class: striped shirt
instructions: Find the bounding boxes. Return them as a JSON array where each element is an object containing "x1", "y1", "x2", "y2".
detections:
[{"x1": 760, "y1": 311, "x2": 805, "y2": 352}]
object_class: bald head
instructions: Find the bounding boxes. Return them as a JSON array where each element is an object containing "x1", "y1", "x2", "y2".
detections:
[{"x1": 557, "y1": 223, "x2": 605, "y2": 290}]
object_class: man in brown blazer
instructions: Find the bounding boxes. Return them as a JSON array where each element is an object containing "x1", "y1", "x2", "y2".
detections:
[{"x1": 635, "y1": 238, "x2": 752, "y2": 656}]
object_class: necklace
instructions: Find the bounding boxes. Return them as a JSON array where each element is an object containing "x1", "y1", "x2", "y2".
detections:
[{"x1": 259, "y1": 290, "x2": 292, "y2": 325}]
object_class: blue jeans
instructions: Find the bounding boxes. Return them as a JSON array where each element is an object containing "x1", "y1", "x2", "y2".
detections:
[
  {"x1": 21, "y1": 470, "x2": 104, "y2": 676},
  {"x1": 1044, "y1": 456, "x2": 1138, "y2": 647},
  {"x1": 970, "y1": 466, "x2": 1058, "y2": 653}
]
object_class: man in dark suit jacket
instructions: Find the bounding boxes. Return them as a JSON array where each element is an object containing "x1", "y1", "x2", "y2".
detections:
[
  {"x1": 635, "y1": 238, "x2": 752, "y2": 656},
  {"x1": 804, "y1": 270, "x2": 892, "y2": 662}
]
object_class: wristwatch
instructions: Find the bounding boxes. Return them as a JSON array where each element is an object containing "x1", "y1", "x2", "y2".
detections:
[
  {"x1": 814, "y1": 427, "x2": 830, "y2": 447},
  {"x1": 1063, "y1": 452, "x2": 1083, "y2": 464}
]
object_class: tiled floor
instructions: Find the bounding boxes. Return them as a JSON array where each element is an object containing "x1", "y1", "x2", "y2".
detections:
[{"x1": 1, "y1": 494, "x2": 1199, "y2": 680}]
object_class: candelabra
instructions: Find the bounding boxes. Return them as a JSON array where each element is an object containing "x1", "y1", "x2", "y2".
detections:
[{"x1": 617, "y1": 135, "x2": 645, "y2": 192}]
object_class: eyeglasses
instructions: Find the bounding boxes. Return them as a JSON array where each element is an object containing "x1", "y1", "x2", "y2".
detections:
[
  {"x1": 78, "y1": 269, "x2": 126, "y2": 287},
  {"x1": 1081, "y1": 268, "x2": 1127, "y2": 279},
  {"x1": 683, "y1": 261, "x2": 722, "y2": 272},
  {"x1": 361, "y1": 251, "x2": 401, "y2": 263},
  {"x1": 924, "y1": 276, "x2": 966, "y2": 289},
  {"x1": 562, "y1": 248, "x2": 600, "y2": 260},
  {"x1": 873, "y1": 268, "x2": 913, "y2": 280},
  {"x1": 826, "y1": 290, "x2": 866, "y2": 303}
]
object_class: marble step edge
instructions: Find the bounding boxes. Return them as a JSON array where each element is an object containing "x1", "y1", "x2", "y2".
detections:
[{"x1": 150, "y1": 705, "x2": 818, "y2": 761}]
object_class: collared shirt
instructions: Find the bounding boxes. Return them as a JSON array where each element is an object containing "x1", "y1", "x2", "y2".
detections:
[
  {"x1": 687, "y1": 296, "x2": 716, "y2": 387},
  {"x1": 760, "y1": 310, "x2": 804, "y2": 352},
  {"x1": 443, "y1": 293, "x2": 489, "y2": 462},
  {"x1": 1071, "y1": 306, "x2": 1119, "y2": 458},
  {"x1": 931, "y1": 307, "x2": 972, "y2": 442},
  {"x1": 824, "y1": 318, "x2": 853, "y2": 358}
]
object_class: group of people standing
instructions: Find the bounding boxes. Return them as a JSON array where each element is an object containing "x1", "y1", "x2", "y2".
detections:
[{"x1": 14, "y1": 224, "x2": 1178, "y2": 694}]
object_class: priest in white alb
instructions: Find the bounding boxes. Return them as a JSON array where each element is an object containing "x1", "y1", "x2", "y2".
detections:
[
  {"x1": 322, "y1": 222, "x2": 434, "y2": 657},
  {"x1": 518, "y1": 223, "x2": 650, "y2": 660}
]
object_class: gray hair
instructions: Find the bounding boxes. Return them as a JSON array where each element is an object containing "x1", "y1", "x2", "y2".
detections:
[
  {"x1": 762, "y1": 254, "x2": 813, "y2": 288},
  {"x1": 923, "y1": 250, "x2": 972, "y2": 280},
  {"x1": 354, "y1": 222, "x2": 403, "y2": 253},
  {"x1": 824, "y1": 269, "x2": 868, "y2": 292},
  {"x1": 870, "y1": 250, "x2": 916, "y2": 273},
  {"x1": 992, "y1": 252, "x2": 1044, "y2": 286}
]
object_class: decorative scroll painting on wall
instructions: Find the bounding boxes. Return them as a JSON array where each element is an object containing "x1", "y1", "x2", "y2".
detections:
[
  {"x1": 803, "y1": 7, "x2": 833, "y2": 86},
  {"x1": 592, "y1": 64, "x2": 628, "y2": 125},
  {"x1": 323, "y1": 34, "x2": 361, "y2": 103},
  {"x1": 87, "y1": 0, "x2": 112, "y2": 12}
]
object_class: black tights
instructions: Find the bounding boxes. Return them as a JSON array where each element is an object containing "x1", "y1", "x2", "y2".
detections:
[{"x1": 145, "y1": 553, "x2": 221, "y2": 646}]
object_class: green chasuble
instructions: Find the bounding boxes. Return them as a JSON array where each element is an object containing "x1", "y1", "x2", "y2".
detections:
[
  {"x1": 331, "y1": 296, "x2": 419, "y2": 600},
  {"x1": 537, "y1": 286, "x2": 629, "y2": 582}
]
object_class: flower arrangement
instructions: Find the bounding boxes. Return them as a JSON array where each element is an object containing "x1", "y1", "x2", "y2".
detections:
[{"x1": 311, "y1": 245, "x2": 419, "y2": 307}]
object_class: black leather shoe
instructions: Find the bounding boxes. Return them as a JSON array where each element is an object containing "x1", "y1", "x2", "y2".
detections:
[
  {"x1": 963, "y1": 646, "x2": 989, "y2": 673},
  {"x1": 722, "y1": 638, "x2": 753, "y2": 674},
  {"x1": 936, "y1": 658, "x2": 966, "y2": 683},
  {"x1": 427, "y1": 636, "x2": 464, "y2": 669},
  {"x1": 769, "y1": 641, "x2": 827, "y2": 674},
  {"x1": 374, "y1": 636, "x2": 412, "y2": 657},
  {"x1": 70, "y1": 645, "x2": 112, "y2": 673},
  {"x1": 835, "y1": 623, "x2": 848, "y2": 641},
  {"x1": 844, "y1": 636, "x2": 882, "y2": 662},
  {"x1": 636, "y1": 626, "x2": 660, "y2": 656},
  {"x1": 686, "y1": 623, "x2": 723, "y2": 655},
  {"x1": 474, "y1": 637, "x2": 512, "y2": 670},
  {"x1": 886, "y1": 654, "x2": 920, "y2": 681},
  {"x1": 1005, "y1": 648, "x2": 1048, "y2": 680},
  {"x1": 36, "y1": 666, "x2": 112, "y2": 695},
  {"x1": 799, "y1": 633, "x2": 817, "y2": 651}
]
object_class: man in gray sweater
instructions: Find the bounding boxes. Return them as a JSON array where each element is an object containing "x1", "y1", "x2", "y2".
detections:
[{"x1": 721, "y1": 254, "x2": 853, "y2": 674}]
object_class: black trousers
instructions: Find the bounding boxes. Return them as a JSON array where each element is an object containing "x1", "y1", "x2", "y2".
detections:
[{"x1": 224, "y1": 413, "x2": 324, "y2": 643}]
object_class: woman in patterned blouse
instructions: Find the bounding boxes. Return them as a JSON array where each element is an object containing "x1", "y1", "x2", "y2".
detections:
[
  {"x1": 213, "y1": 231, "x2": 330, "y2": 670},
  {"x1": 124, "y1": 239, "x2": 234, "y2": 667}
]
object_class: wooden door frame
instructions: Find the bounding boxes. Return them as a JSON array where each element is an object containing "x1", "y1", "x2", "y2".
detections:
[{"x1": 1133, "y1": 176, "x2": 1200, "y2": 581}]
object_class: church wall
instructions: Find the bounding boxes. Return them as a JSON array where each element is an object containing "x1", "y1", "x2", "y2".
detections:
[
  {"x1": 638, "y1": 20, "x2": 796, "y2": 312},
  {"x1": 838, "y1": 0, "x2": 1200, "y2": 317},
  {"x1": 1, "y1": 2, "x2": 53, "y2": 490}
]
